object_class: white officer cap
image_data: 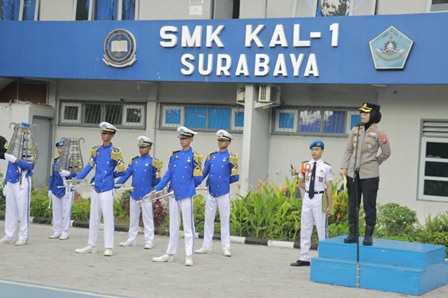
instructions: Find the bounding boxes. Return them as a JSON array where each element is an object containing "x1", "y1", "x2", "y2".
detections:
[
  {"x1": 137, "y1": 136, "x2": 155, "y2": 147},
  {"x1": 99, "y1": 122, "x2": 119, "y2": 134},
  {"x1": 216, "y1": 129, "x2": 233, "y2": 142},
  {"x1": 177, "y1": 126, "x2": 197, "y2": 139}
]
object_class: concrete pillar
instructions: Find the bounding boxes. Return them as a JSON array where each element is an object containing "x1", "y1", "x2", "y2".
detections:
[{"x1": 239, "y1": 84, "x2": 270, "y2": 193}]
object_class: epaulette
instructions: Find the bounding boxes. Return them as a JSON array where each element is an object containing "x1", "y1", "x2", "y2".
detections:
[
  {"x1": 129, "y1": 156, "x2": 139, "y2": 165},
  {"x1": 207, "y1": 151, "x2": 218, "y2": 160},
  {"x1": 324, "y1": 161, "x2": 331, "y2": 166},
  {"x1": 170, "y1": 150, "x2": 180, "y2": 157},
  {"x1": 111, "y1": 146, "x2": 125, "y2": 172},
  {"x1": 51, "y1": 157, "x2": 57, "y2": 168},
  {"x1": 90, "y1": 145, "x2": 101, "y2": 157},
  {"x1": 152, "y1": 157, "x2": 163, "y2": 170},
  {"x1": 193, "y1": 151, "x2": 203, "y2": 177},
  {"x1": 229, "y1": 152, "x2": 239, "y2": 176},
  {"x1": 152, "y1": 157, "x2": 163, "y2": 179}
]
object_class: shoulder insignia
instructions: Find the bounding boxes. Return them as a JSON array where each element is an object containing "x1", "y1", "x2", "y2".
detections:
[
  {"x1": 207, "y1": 151, "x2": 218, "y2": 160},
  {"x1": 170, "y1": 150, "x2": 180, "y2": 157},
  {"x1": 111, "y1": 146, "x2": 125, "y2": 172},
  {"x1": 193, "y1": 151, "x2": 203, "y2": 177},
  {"x1": 90, "y1": 145, "x2": 101, "y2": 157},
  {"x1": 129, "y1": 156, "x2": 139, "y2": 165},
  {"x1": 152, "y1": 157, "x2": 163, "y2": 170},
  {"x1": 324, "y1": 161, "x2": 331, "y2": 166},
  {"x1": 51, "y1": 157, "x2": 57, "y2": 168},
  {"x1": 229, "y1": 152, "x2": 239, "y2": 176}
]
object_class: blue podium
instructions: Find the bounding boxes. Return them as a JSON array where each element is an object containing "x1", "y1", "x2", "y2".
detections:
[{"x1": 310, "y1": 236, "x2": 448, "y2": 295}]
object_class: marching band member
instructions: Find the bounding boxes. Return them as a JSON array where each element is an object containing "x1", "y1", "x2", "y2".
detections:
[
  {"x1": 152, "y1": 126, "x2": 203, "y2": 266},
  {"x1": 291, "y1": 140, "x2": 333, "y2": 267},
  {"x1": 196, "y1": 130, "x2": 239, "y2": 257},
  {"x1": 0, "y1": 123, "x2": 35, "y2": 246},
  {"x1": 75, "y1": 122, "x2": 125, "y2": 257},
  {"x1": 48, "y1": 139, "x2": 77, "y2": 240},
  {"x1": 116, "y1": 136, "x2": 162, "y2": 249}
]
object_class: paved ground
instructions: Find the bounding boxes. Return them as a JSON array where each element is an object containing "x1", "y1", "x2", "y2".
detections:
[{"x1": 0, "y1": 221, "x2": 447, "y2": 298}]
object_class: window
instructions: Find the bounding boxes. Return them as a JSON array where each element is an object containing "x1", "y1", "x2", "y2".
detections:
[
  {"x1": 59, "y1": 100, "x2": 145, "y2": 129},
  {"x1": 160, "y1": 104, "x2": 244, "y2": 132},
  {"x1": 273, "y1": 107, "x2": 357, "y2": 136},
  {"x1": 431, "y1": 0, "x2": 448, "y2": 12},
  {"x1": 418, "y1": 120, "x2": 448, "y2": 202}
]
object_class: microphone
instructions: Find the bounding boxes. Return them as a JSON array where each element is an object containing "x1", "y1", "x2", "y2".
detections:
[{"x1": 356, "y1": 122, "x2": 364, "y2": 127}]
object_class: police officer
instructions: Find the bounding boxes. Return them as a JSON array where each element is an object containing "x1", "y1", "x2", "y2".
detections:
[
  {"x1": 0, "y1": 127, "x2": 35, "y2": 246},
  {"x1": 75, "y1": 122, "x2": 125, "y2": 257},
  {"x1": 48, "y1": 139, "x2": 77, "y2": 240},
  {"x1": 340, "y1": 102, "x2": 391, "y2": 246},
  {"x1": 291, "y1": 140, "x2": 333, "y2": 267},
  {"x1": 195, "y1": 130, "x2": 239, "y2": 257},
  {"x1": 116, "y1": 136, "x2": 162, "y2": 249},
  {"x1": 152, "y1": 126, "x2": 203, "y2": 266}
]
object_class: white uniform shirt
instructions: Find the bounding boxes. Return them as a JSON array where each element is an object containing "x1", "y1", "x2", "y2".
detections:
[{"x1": 299, "y1": 159, "x2": 333, "y2": 192}]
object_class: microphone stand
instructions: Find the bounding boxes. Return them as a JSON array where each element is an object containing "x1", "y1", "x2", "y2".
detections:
[{"x1": 352, "y1": 123, "x2": 363, "y2": 288}]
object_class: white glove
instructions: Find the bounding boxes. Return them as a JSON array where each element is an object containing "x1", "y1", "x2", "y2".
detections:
[
  {"x1": 4, "y1": 153, "x2": 17, "y2": 163},
  {"x1": 59, "y1": 170, "x2": 71, "y2": 177},
  {"x1": 48, "y1": 190, "x2": 52, "y2": 199}
]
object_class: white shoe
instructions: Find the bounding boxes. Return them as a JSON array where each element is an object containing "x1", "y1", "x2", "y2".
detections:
[
  {"x1": 144, "y1": 243, "x2": 154, "y2": 249},
  {"x1": 75, "y1": 245, "x2": 97, "y2": 254},
  {"x1": 59, "y1": 234, "x2": 69, "y2": 240},
  {"x1": 104, "y1": 249, "x2": 113, "y2": 257},
  {"x1": 185, "y1": 256, "x2": 194, "y2": 266},
  {"x1": 195, "y1": 247, "x2": 212, "y2": 254},
  {"x1": 15, "y1": 240, "x2": 27, "y2": 246},
  {"x1": 0, "y1": 237, "x2": 14, "y2": 244},
  {"x1": 223, "y1": 250, "x2": 232, "y2": 257},
  {"x1": 152, "y1": 254, "x2": 174, "y2": 263},
  {"x1": 119, "y1": 241, "x2": 135, "y2": 247},
  {"x1": 49, "y1": 233, "x2": 61, "y2": 239}
]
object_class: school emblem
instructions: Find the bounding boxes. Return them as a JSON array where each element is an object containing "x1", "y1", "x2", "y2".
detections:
[
  {"x1": 103, "y1": 29, "x2": 137, "y2": 68},
  {"x1": 369, "y1": 26, "x2": 413, "y2": 70}
]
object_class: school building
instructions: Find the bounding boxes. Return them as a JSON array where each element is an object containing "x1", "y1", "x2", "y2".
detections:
[{"x1": 0, "y1": 0, "x2": 447, "y2": 221}]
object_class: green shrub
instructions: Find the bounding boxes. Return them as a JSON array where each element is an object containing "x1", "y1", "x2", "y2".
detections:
[
  {"x1": 71, "y1": 199, "x2": 90, "y2": 222},
  {"x1": 412, "y1": 212, "x2": 448, "y2": 257},
  {"x1": 30, "y1": 191, "x2": 52, "y2": 219},
  {"x1": 376, "y1": 203, "x2": 417, "y2": 238}
]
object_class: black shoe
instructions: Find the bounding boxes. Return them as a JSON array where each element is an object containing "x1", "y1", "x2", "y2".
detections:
[
  {"x1": 290, "y1": 260, "x2": 310, "y2": 267},
  {"x1": 363, "y1": 235, "x2": 373, "y2": 246},
  {"x1": 344, "y1": 234, "x2": 357, "y2": 244}
]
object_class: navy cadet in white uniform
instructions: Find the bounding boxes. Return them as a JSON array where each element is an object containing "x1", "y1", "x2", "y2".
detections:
[
  {"x1": 75, "y1": 122, "x2": 125, "y2": 257},
  {"x1": 196, "y1": 130, "x2": 239, "y2": 257},
  {"x1": 0, "y1": 127, "x2": 35, "y2": 246},
  {"x1": 48, "y1": 139, "x2": 77, "y2": 240},
  {"x1": 116, "y1": 136, "x2": 162, "y2": 249},
  {"x1": 152, "y1": 126, "x2": 203, "y2": 266},
  {"x1": 291, "y1": 140, "x2": 333, "y2": 267}
]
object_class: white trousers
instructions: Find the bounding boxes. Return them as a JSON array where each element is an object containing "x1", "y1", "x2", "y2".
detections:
[
  {"x1": 4, "y1": 177, "x2": 31, "y2": 242},
  {"x1": 202, "y1": 193, "x2": 231, "y2": 251},
  {"x1": 166, "y1": 196, "x2": 195, "y2": 257},
  {"x1": 127, "y1": 198, "x2": 154, "y2": 245},
  {"x1": 51, "y1": 191, "x2": 74, "y2": 237},
  {"x1": 300, "y1": 193, "x2": 327, "y2": 262},
  {"x1": 88, "y1": 190, "x2": 114, "y2": 249}
]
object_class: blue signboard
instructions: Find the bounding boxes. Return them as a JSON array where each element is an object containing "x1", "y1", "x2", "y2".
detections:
[{"x1": 0, "y1": 13, "x2": 447, "y2": 84}]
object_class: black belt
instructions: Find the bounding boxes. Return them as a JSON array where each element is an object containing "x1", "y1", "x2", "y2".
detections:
[{"x1": 305, "y1": 190, "x2": 325, "y2": 195}]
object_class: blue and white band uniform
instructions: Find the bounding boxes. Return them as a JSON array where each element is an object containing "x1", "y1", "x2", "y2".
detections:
[
  {"x1": 201, "y1": 150, "x2": 239, "y2": 252},
  {"x1": 116, "y1": 155, "x2": 161, "y2": 201},
  {"x1": 76, "y1": 143, "x2": 125, "y2": 192},
  {"x1": 155, "y1": 148, "x2": 203, "y2": 199},
  {"x1": 298, "y1": 158, "x2": 333, "y2": 262},
  {"x1": 203, "y1": 150, "x2": 239, "y2": 197},
  {"x1": 4, "y1": 158, "x2": 34, "y2": 243},
  {"x1": 154, "y1": 147, "x2": 203, "y2": 257},
  {"x1": 49, "y1": 156, "x2": 77, "y2": 238},
  {"x1": 76, "y1": 142, "x2": 125, "y2": 250}
]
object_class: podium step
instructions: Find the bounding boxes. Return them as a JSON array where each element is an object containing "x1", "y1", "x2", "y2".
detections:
[{"x1": 311, "y1": 236, "x2": 448, "y2": 295}]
